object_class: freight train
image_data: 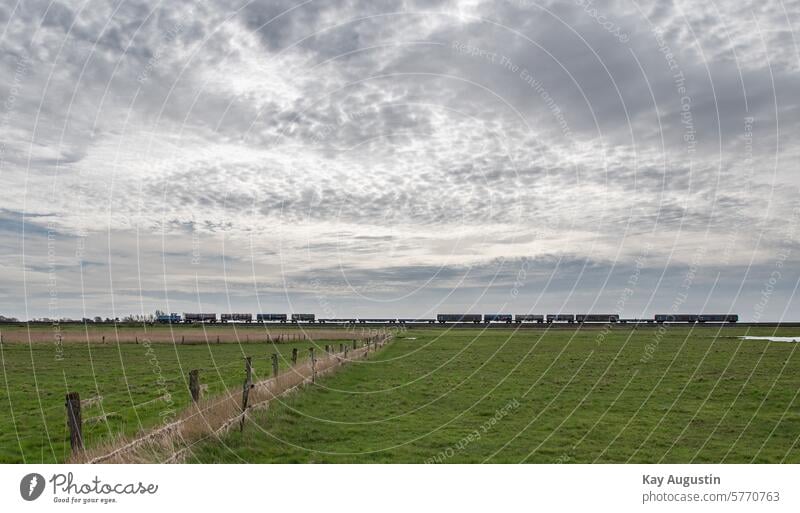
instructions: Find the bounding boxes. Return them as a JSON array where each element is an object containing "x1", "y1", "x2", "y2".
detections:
[
  {"x1": 156, "y1": 312, "x2": 738, "y2": 324},
  {"x1": 653, "y1": 314, "x2": 738, "y2": 323}
]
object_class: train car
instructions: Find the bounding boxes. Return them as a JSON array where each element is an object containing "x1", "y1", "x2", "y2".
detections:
[
  {"x1": 576, "y1": 314, "x2": 619, "y2": 323},
  {"x1": 256, "y1": 314, "x2": 287, "y2": 323},
  {"x1": 220, "y1": 313, "x2": 253, "y2": 323},
  {"x1": 546, "y1": 314, "x2": 575, "y2": 323},
  {"x1": 318, "y1": 318, "x2": 357, "y2": 324},
  {"x1": 698, "y1": 314, "x2": 738, "y2": 323},
  {"x1": 291, "y1": 313, "x2": 315, "y2": 323},
  {"x1": 515, "y1": 314, "x2": 544, "y2": 323},
  {"x1": 183, "y1": 313, "x2": 217, "y2": 323},
  {"x1": 484, "y1": 314, "x2": 513, "y2": 323},
  {"x1": 358, "y1": 319, "x2": 397, "y2": 323},
  {"x1": 156, "y1": 313, "x2": 181, "y2": 324},
  {"x1": 398, "y1": 319, "x2": 437, "y2": 324},
  {"x1": 437, "y1": 314, "x2": 482, "y2": 323},
  {"x1": 654, "y1": 314, "x2": 698, "y2": 323}
]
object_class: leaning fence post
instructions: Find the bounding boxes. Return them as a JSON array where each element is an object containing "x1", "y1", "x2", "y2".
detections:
[
  {"x1": 65, "y1": 392, "x2": 83, "y2": 453},
  {"x1": 291, "y1": 347, "x2": 298, "y2": 366},
  {"x1": 271, "y1": 353, "x2": 279, "y2": 377},
  {"x1": 309, "y1": 347, "x2": 316, "y2": 383},
  {"x1": 189, "y1": 370, "x2": 200, "y2": 402},
  {"x1": 240, "y1": 357, "x2": 252, "y2": 432}
]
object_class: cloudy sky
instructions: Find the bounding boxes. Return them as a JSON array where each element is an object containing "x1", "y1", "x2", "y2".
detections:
[{"x1": 0, "y1": 0, "x2": 798, "y2": 321}]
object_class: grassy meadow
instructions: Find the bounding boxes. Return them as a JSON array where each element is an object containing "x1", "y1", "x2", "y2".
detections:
[
  {"x1": 185, "y1": 325, "x2": 800, "y2": 463},
  {"x1": 1, "y1": 323, "x2": 799, "y2": 463},
  {"x1": 0, "y1": 323, "x2": 363, "y2": 463}
]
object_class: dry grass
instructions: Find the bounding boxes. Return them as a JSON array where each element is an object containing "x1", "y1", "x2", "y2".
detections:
[
  {"x1": 0, "y1": 325, "x2": 379, "y2": 345},
  {"x1": 70, "y1": 334, "x2": 392, "y2": 464}
]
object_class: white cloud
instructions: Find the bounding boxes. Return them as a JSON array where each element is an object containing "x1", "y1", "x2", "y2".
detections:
[{"x1": 1, "y1": 0, "x2": 798, "y2": 319}]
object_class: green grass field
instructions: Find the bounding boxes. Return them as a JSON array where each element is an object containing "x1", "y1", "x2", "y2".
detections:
[
  {"x1": 1, "y1": 324, "x2": 799, "y2": 463},
  {"x1": 185, "y1": 325, "x2": 800, "y2": 463},
  {"x1": 0, "y1": 324, "x2": 341, "y2": 463}
]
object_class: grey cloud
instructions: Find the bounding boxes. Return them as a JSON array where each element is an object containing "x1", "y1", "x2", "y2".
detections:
[{"x1": 1, "y1": 0, "x2": 798, "y2": 320}]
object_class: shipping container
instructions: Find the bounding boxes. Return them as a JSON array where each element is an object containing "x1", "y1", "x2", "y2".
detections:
[
  {"x1": 654, "y1": 314, "x2": 698, "y2": 323},
  {"x1": 698, "y1": 314, "x2": 738, "y2": 322},
  {"x1": 483, "y1": 314, "x2": 513, "y2": 323},
  {"x1": 256, "y1": 314, "x2": 287, "y2": 322},
  {"x1": 576, "y1": 314, "x2": 619, "y2": 323},
  {"x1": 291, "y1": 313, "x2": 316, "y2": 322},
  {"x1": 183, "y1": 313, "x2": 217, "y2": 323},
  {"x1": 220, "y1": 313, "x2": 253, "y2": 322},
  {"x1": 437, "y1": 314, "x2": 482, "y2": 323},
  {"x1": 546, "y1": 314, "x2": 575, "y2": 323},
  {"x1": 515, "y1": 314, "x2": 544, "y2": 323}
]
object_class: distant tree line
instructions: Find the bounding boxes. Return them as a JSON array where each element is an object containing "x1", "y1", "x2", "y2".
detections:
[{"x1": 1, "y1": 312, "x2": 165, "y2": 323}]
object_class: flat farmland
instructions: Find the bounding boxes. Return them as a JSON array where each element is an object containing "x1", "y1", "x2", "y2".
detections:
[
  {"x1": 0, "y1": 323, "x2": 362, "y2": 463},
  {"x1": 186, "y1": 325, "x2": 800, "y2": 463},
  {"x1": 0, "y1": 322, "x2": 364, "y2": 345}
]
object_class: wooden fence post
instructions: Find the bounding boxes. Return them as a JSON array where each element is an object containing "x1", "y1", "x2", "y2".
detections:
[
  {"x1": 271, "y1": 353, "x2": 279, "y2": 377},
  {"x1": 339, "y1": 343, "x2": 344, "y2": 353},
  {"x1": 65, "y1": 392, "x2": 83, "y2": 453},
  {"x1": 291, "y1": 347, "x2": 298, "y2": 366},
  {"x1": 309, "y1": 348, "x2": 316, "y2": 383},
  {"x1": 181, "y1": 335, "x2": 184, "y2": 345},
  {"x1": 352, "y1": 339, "x2": 357, "y2": 350},
  {"x1": 325, "y1": 344, "x2": 330, "y2": 354},
  {"x1": 189, "y1": 370, "x2": 200, "y2": 402},
  {"x1": 240, "y1": 357, "x2": 252, "y2": 432}
]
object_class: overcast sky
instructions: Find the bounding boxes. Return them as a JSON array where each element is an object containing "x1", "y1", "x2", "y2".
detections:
[{"x1": 0, "y1": 0, "x2": 798, "y2": 321}]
